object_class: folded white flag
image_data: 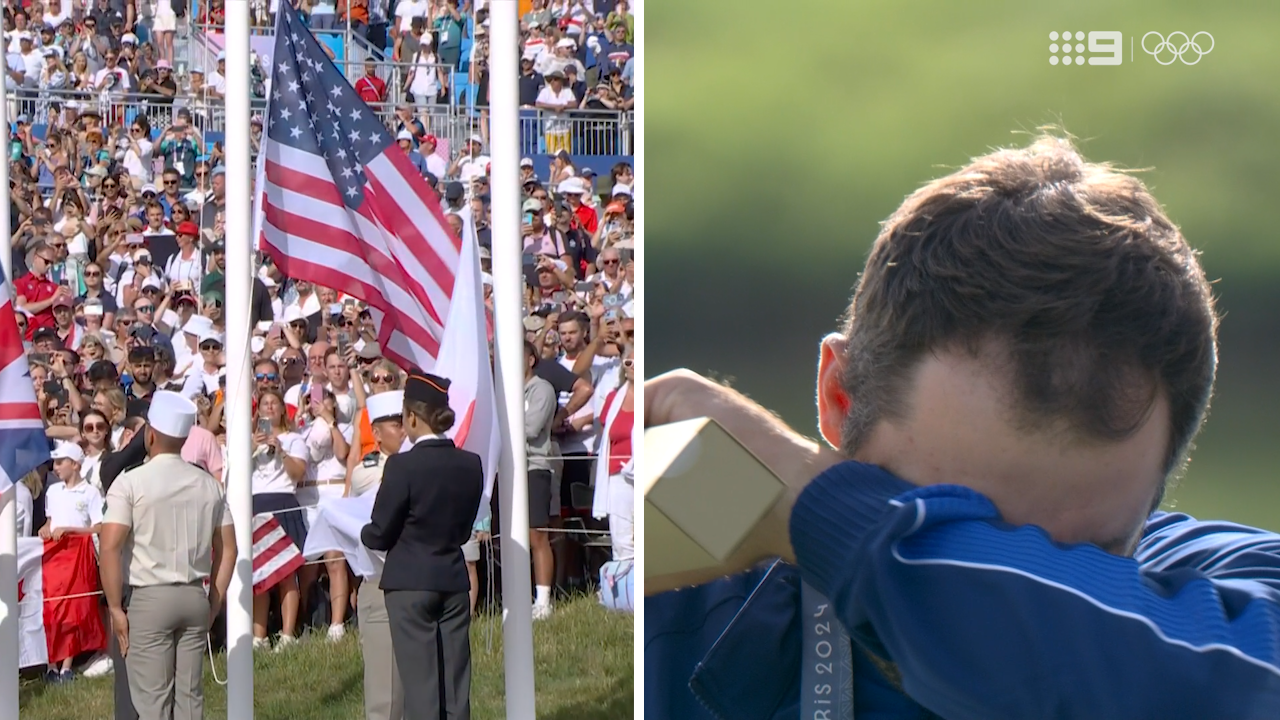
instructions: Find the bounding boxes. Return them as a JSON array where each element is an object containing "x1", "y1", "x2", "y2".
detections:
[{"x1": 301, "y1": 493, "x2": 385, "y2": 579}]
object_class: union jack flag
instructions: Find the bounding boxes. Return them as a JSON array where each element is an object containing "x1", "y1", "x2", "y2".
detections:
[{"x1": 0, "y1": 276, "x2": 50, "y2": 493}]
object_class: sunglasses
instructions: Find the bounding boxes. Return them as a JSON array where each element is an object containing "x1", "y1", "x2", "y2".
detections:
[
  {"x1": 370, "y1": 374, "x2": 395, "y2": 384},
  {"x1": 602, "y1": 259, "x2": 620, "y2": 266},
  {"x1": 102, "y1": 182, "x2": 117, "y2": 188},
  {"x1": 131, "y1": 127, "x2": 143, "y2": 133},
  {"x1": 163, "y1": 179, "x2": 178, "y2": 185},
  {"x1": 84, "y1": 270, "x2": 101, "y2": 277},
  {"x1": 137, "y1": 304, "x2": 154, "y2": 311},
  {"x1": 82, "y1": 422, "x2": 107, "y2": 432},
  {"x1": 200, "y1": 343, "x2": 222, "y2": 351},
  {"x1": 255, "y1": 373, "x2": 279, "y2": 382},
  {"x1": 117, "y1": 319, "x2": 134, "y2": 326}
]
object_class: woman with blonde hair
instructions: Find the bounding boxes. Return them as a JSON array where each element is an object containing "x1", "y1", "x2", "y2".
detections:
[
  {"x1": 92, "y1": 387, "x2": 128, "y2": 449},
  {"x1": 343, "y1": 358, "x2": 403, "y2": 495},
  {"x1": 69, "y1": 52, "x2": 90, "y2": 90},
  {"x1": 14, "y1": 468, "x2": 42, "y2": 538}
]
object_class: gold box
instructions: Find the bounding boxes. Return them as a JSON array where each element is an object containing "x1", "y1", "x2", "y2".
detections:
[{"x1": 644, "y1": 418, "x2": 786, "y2": 579}]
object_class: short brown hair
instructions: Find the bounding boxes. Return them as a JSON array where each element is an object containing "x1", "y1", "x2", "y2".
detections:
[{"x1": 839, "y1": 134, "x2": 1218, "y2": 478}]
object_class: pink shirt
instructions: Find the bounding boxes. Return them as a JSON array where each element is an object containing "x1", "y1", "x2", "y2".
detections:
[{"x1": 182, "y1": 424, "x2": 225, "y2": 481}]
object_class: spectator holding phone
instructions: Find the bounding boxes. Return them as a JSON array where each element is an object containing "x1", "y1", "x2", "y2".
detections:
[
  {"x1": 295, "y1": 383, "x2": 356, "y2": 640},
  {"x1": 250, "y1": 389, "x2": 309, "y2": 650}
]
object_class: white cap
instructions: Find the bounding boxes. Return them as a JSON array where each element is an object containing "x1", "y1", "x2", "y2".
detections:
[
  {"x1": 199, "y1": 329, "x2": 225, "y2": 346},
  {"x1": 183, "y1": 314, "x2": 214, "y2": 336},
  {"x1": 557, "y1": 177, "x2": 586, "y2": 195},
  {"x1": 468, "y1": 134, "x2": 483, "y2": 145},
  {"x1": 481, "y1": 272, "x2": 494, "y2": 286},
  {"x1": 520, "y1": 157, "x2": 533, "y2": 167},
  {"x1": 122, "y1": 32, "x2": 138, "y2": 44},
  {"x1": 251, "y1": 336, "x2": 265, "y2": 354},
  {"x1": 283, "y1": 306, "x2": 305, "y2": 324},
  {"x1": 140, "y1": 183, "x2": 158, "y2": 194},
  {"x1": 556, "y1": 38, "x2": 576, "y2": 49},
  {"x1": 612, "y1": 183, "x2": 632, "y2": 197},
  {"x1": 141, "y1": 275, "x2": 164, "y2": 291},
  {"x1": 366, "y1": 391, "x2": 404, "y2": 424},
  {"x1": 396, "y1": 129, "x2": 413, "y2": 141},
  {"x1": 216, "y1": 50, "x2": 226, "y2": 61},
  {"x1": 50, "y1": 441, "x2": 85, "y2": 464},
  {"x1": 147, "y1": 391, "x2": 198, "y2": 439}
]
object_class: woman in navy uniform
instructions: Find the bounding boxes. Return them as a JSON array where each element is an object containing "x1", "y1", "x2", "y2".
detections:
[{"x1": 361, "y1": 372, "x2": 483, "y2": 720}]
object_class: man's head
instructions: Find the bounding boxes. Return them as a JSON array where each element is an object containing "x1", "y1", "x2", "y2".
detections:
[
  {"x1": 557, "y1": 312, "x2": 590, "y2": 354},
  {"x1": 255, "y1": 358, "x2": 281, "y2": 393},
  {"x1": 815, "y1": 135, "x2": 1217, "y2": 555}
]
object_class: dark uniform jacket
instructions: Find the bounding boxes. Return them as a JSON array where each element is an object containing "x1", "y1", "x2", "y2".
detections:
[{"x1": 361, "y1": 437, "x2": 483, "y2": 593}]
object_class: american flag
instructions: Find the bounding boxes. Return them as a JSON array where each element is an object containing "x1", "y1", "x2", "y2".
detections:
[
  {"x1": 0, "y1": 276, "x2": 51, "y2": 493},
  {"x1": 256, "y1": 2, "x2": 460, "y2": 370},
  {"x1": 251, "y1": 514, "x2": 305, "y2": 595}
]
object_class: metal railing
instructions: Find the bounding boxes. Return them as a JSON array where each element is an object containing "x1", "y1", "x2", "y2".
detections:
[{"x1": 8, "y1": 87, "x2": 634, "y2": 160}]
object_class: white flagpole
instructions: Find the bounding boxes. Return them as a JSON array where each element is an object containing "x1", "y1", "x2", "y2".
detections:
[
  {"x1": 224, "y1": 0, "x2": 256, "y2": 716},
  {"x1": 0, "y1": 50, "x2": 20, "y2": 720},
  {"x1": 491, "y1": 1, "x2": 537, "y2": 717}
]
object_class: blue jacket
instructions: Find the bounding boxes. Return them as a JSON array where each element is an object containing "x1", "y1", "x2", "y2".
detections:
[{"x1": 645, "y1": 461, "x2": 1280, "y2": 719}]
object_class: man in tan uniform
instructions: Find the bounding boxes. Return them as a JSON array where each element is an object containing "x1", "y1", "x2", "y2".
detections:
[
  {"x1": 99, "y1": 391, "x2": 237, "y2": 720},
  {"x1": 351, "y1": 390, "x2": 406, "y2": 720}
]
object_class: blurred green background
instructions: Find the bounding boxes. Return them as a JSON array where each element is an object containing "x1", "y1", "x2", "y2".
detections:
[{"x1": 647, "y1": 2, "x2": 1280, "y2": 529}]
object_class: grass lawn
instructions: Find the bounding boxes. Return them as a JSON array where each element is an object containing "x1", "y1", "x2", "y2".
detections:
[{"x1": 18, "y1": 595, "x2": 633, "y2": 720}]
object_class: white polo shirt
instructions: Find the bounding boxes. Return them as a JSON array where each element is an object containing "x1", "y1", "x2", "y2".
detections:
[{"x1": 45, "y1": 480, "x2": 105, "y2": 530}]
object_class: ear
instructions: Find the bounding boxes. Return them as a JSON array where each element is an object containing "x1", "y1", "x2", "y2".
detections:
[{"x1": 817, "y1": 333, "x2": 851, "y2": 450}]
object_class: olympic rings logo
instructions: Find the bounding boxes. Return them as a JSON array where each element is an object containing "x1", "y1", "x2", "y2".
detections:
[{"x1": 1142, "y1": 31, "x2": 1214, "y2": 65}]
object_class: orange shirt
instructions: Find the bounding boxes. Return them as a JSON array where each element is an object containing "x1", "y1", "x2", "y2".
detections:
[{"x1": 358, "y1": 407, "x2": 377, "y2": 458}]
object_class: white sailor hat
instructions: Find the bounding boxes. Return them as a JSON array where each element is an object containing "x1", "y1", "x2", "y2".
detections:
[
  {"x1": 147, "y1": 391, "x2": 198, "y2": 439},
  {"x1": 366, "y1": 390, "x2": 404, "y2": 424}
]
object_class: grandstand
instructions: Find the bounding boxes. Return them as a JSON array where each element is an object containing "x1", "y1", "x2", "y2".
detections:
[{"x1": 7, "y1": 0, "x2": 634, "y2": 183}]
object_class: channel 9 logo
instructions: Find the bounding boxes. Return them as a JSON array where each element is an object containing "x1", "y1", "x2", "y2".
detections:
[
  {"x1": 1049, "y1": 31, "x2": 1122, "y2": 65},
  {"x1": 1049, "y1": 31, "x2": 1213, "y2": 66}
]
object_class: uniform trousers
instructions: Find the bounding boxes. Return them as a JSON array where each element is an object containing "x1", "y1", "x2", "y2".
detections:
[
  {"x1": 126, "y1": 584, "x2": 209, "y2": 720},
  {"x1": 358, "y1": 577, "x2": 404, "y2": 720},
  {"x1": 385, "y1": 589, "x2": 472, "y2": 720},
  {"x1": 111, "y1": 586, "x2": 139, "y2": 720}
]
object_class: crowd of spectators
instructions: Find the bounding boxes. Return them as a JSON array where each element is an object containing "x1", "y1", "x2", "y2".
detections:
[{"x1": 7, "y1": 0, "x2": 637, "y2": 685}]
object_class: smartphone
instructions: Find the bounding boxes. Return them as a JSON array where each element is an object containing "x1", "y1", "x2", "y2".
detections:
[
  {"x1": 336, "y1": 331, "x2": 350, "y2": 351},
  {"x1": 42, "y1": 380, "x2": 62, "y2": 396},
  {"x1": 552, "y1": 291, "x2": 568, "y2": 303},
  {"x1": 575, "y1": 281, "x2": 594, "y2": 293},
  {"x1": 310, "y1": 382, "x2": 325, "y2": 406},
  {"x1": 603, "y1": 309, "x2": 619, "y2": 322},
  {"x1": 126, "y1": 233, "x2": 144, "y2": 245},
  {"x1": 256, "y1": 418, "x2": 271, "y2": 435}
]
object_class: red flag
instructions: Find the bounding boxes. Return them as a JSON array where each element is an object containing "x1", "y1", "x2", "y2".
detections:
[{"x1": 40, "y1": 536, "x2": 107, "y2": 665}]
